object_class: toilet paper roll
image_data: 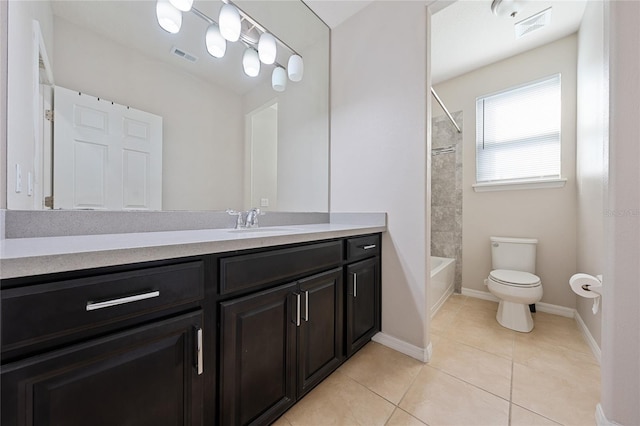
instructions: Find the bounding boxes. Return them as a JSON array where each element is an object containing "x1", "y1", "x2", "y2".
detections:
[{"x1": 569, "y1": 273, "x2": 601, "y2": 298}]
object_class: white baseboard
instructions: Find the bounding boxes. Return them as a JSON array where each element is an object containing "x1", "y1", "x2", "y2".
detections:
[
  {"x1": 575, "y1": 310, "x2": 602, "y2": 364},
  {"x1": 462, "y1": 287, "x2": 602, "y2": 363},
  {"x1": 372, "y1": 332, "x2": 431, "y2": 363},
  {"x1": 461, "y1": 287, "x2": 499, "y2": 302},
  {"x1": 431, "y1": 284, "x2": 455, "y2": 317},
  {"x1": 596, "y1": 404, "x2": 621, "y2": 426}
]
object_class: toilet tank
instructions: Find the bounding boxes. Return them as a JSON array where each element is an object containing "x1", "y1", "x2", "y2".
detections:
[{"x1": 490, "y1": 236, "x2": 538, "y2": 273}]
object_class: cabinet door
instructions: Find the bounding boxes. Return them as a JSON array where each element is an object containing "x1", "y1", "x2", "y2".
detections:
[
  {"x1": 346, "y1": 257, "x2": 380, "y2": 357},
  {"x1": 1, "y1": 311, "x2": 204, "y2": 426},
  {"x1": 297, "y1": 268, "x2": 343, "y2": 397},
  {"x1": 219, "y1": 283, "x2": 297, "y2": 426}
]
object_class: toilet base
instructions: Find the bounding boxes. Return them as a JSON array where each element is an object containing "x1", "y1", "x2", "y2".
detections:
[{"x1": 496, "y1": 300, "x2": 534, "y2": 333}]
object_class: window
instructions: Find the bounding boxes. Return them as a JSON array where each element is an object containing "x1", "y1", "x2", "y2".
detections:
[{"x1": 475, "y1": 74, "x2": 563, "y2": 190}]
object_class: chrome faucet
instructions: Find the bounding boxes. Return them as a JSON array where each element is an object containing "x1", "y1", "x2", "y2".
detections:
[
  {"x1": 226, "y1": 208, "x2": 263, "y2": 229},
  {"x1": 245, "y1": 208, "x2": 262, "y2": 228}
]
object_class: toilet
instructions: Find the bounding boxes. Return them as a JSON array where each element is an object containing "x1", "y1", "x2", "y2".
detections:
[{"x1": 486, "y1": 236, "x2": 543, "y2": 332}]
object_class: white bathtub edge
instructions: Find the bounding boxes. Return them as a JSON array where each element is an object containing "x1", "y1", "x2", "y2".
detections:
[{"x1": 372, "y1": 332, "x2": 431, "y2": 363}]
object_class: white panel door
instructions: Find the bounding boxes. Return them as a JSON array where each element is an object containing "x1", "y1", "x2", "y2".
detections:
[{"x1": 53, "y1": 86, "x2": 162, "y2": 210}]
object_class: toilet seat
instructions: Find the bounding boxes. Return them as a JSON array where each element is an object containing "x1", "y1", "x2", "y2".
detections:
[{"x1": 489, "y1": 269, "x2": 540, "y2": 288}]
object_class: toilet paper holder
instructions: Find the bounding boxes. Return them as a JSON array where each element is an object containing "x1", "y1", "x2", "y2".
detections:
[
  {"x1": 579, "y1": 274, "x2": 603, "y2": 295},
  {"x1": 569, "y1": 273, "x2": 603, "y2": 314}
]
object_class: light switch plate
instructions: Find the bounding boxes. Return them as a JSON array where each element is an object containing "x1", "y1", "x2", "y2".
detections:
[{"x1": 260, "y1": 198, "x2": 269, "y2": 207}]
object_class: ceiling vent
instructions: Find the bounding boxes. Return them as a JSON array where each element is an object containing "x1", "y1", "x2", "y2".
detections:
[
  {"x1": 515, "y1": 7, "x2": 552, "y2": 39},
  {"x1": 170, "y1": 46, "x2": 198, "y2": 63}
]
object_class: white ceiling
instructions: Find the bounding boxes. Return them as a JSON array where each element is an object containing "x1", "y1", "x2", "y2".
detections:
[
  {"x1": 303, "y1": 0, "x2": 587, "y2": 84},
  {"x1": 303, "y1": 0, "x2": 373, "y2": 28},
  {"x1": 430, "y1": 0, "x2": 587, "y2": 83}
]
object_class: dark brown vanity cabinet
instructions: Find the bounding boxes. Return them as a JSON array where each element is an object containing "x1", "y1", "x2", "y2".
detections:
[
  {"x1": 218, "y1": 242, "x2": 344, "y2": 426},
  {"x1": 1, "y1": 258, "x2": 210, "y2": 426},
  {"x1": 345, "y1": 235, "x2": 381, "y2": 357}
]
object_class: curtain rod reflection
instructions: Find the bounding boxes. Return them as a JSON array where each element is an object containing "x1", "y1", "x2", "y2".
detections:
[{"x1": 431, "y1": 87, "x2": 462, "y2": 133}]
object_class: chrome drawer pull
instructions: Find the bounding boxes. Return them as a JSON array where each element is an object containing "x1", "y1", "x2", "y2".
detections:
[
  {"x1": 196, "y1": 328, "x2": 203, "y2": 375},
  {"x1": 86, "y1": 290, "x2": 160, "y2": 311},
  {"x1": 304, "y1": 291, "x2": 309, "y2": 322},
  {"x1": 353, "y1": 273, "x2": 358, "y2": 298},
  {"x1": 362, "y1": 244, "x2": 377, "y2": 250},
  {"x1": 295, "y1": 293, "x2": 301, "y2": 327}
]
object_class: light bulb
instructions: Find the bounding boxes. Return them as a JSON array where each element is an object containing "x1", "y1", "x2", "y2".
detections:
[
  {"x1": 219, "y1": 3, "x2": 241, "y2": 42},
  {"x1": 258, "y1": 33, "x2": 277, "y2": 65},
  {"x1": 169, "y1": 0, "x2": 193, "y2": 12},
  {"x1": 206, "y1": 24, "x2": 226, "y2": 58},
  {"x1": 287, "y1": 54, "x2": 304, "y2": 82},
  {"x1": 242, "y1": 48, "x2": 260, "y2": 77},
  {"x1": 156, "y1": 0, "x2": 182, "y2": 34},
  {"x1": 272, "y1": 67, "x2": 287, "y2": 92}
]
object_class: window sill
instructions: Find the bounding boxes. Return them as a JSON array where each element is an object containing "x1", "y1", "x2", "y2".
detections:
[{"x1": 472, "y1": 178, "x2": 567, "y2": 192}]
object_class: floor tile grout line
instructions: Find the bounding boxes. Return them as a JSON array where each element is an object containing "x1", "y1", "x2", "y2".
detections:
[
  {"x1": 425, "y1": 363, "x2": 512, "y2": 404},
  {"x1": 393, "y1": 361, "x2": 427, "y2": 409},
  {"x1": 510, "y1": 402, "x2": 564, "y2": 425},
  {"x1": 508, "y1": 357, "x2": 514, "y2": 425}
]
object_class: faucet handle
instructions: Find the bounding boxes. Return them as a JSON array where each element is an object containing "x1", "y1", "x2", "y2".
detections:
[{"x1": 226, "y1": 209, "x2": 244, "y2": 228}]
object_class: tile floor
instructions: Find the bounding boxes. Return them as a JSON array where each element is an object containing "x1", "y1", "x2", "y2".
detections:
[{"x1": 273, "y1": 294, "x2": 601, "y2": 426}]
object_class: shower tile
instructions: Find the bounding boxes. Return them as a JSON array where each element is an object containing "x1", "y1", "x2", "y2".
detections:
[{"x1": 338, "y1": 342, "x2": 423, "y2": 405}]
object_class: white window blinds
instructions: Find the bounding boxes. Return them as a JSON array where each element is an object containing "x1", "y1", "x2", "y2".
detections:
[{"x1": 476, "y1": 74, "x2": 561, "y2": 184}]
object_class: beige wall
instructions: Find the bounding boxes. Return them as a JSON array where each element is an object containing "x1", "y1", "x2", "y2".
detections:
[
  {"x1": 331, "y1": 1, "x2": 430, "y2": 351},
  {"x1": 576, "y1": 0, "x2": 605, "y2": 348},
  {"x1": 433, "y1": 35, "x2": 579, "y2": 309},
  {"x1": 53, "y1": 17, "x2": 244, "y2": 211}
]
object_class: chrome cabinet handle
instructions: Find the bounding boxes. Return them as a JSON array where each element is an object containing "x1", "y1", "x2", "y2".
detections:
[
  {"x1": 304, "y1": 291, "x2": 309, "y2": 322},
  {"x1": 353, "y1": 273, "x2": 358, "y2": 298},
  {"x1": 362, "y1": 244, "x2": 377, "y2": 250},
  {"x1": 86, "y1": 290, "x2": 160, "y2": 311},
  {"x1": 295, "y1": 293, "x2": 301, "y2": 326},
  {"x1": 196, "y1": 328, "x2": 203, "y2": 375}
]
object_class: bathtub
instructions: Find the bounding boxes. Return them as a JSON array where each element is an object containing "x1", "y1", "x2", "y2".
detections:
[{"x1": 430, "y1": 256, "x2": 455, "y2": 317}]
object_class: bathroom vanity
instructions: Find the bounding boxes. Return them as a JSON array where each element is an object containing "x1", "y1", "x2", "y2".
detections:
[{"x1": 0, "y1": 223, "x2": 383, "y2": 425}]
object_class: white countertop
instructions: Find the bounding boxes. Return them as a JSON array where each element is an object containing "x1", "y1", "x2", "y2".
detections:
[{"x1": 0, "y1": 222, "x2": 386, "y2": 279}]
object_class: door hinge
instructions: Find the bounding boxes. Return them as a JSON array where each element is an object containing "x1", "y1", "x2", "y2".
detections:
[
  {"x1": 44, "y1": 196, "x2": 54, "y2": 208},
  {"x1": 45, "y1": 109, "x2": 54, "y2": 122}
]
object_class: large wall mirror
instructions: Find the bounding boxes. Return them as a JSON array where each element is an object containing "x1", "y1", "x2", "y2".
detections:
[{"x1": 6, "y1": 0, "x2": 329, "y2": 212}]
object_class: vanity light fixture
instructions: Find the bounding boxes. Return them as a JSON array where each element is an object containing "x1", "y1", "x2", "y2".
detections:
[
  {"x1": 156, "y1": 0, "x2": 182, "y2": 34},
  {"x1": 219, "y1": 3, "x2": 241, "y2": 42},
  {"x1": 154, "y1": 0, "x2": 303, "y2": 91},
  {"x1": 242, "y1": 48, "x2": 260, "y2": 77},
  {"x1": 287, "y1": 54, "x2": 304, "y2": 82},
  {"x1": 205, "y1": 24, "x2": 226, "y2": 58},
  {"x1": 169, "y1": 0, "x2": 193, "y2": 12},
  {"x1": 258, "y1": 33, "x2": 277, "y2": 64},
  {"x1": 272, "y1": 67, "x2": 287, "y2": 92}
]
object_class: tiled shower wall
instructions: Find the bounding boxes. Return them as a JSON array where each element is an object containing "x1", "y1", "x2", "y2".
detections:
[{"x1": 431, "y1": 111, "x2": 462, "y2": 292}]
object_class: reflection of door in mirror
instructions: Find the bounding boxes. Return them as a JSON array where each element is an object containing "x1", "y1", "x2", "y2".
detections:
[
  {"x1": 245, "y1": 102, "x2": 278, "y2": 211},
  {"x1": 53, "y1": 87, "x2": 163, "y2": 210}
]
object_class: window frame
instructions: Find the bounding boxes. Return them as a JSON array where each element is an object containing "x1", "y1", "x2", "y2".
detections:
[{"x1": 473, "y1": 74, "x2": 566, "y2": 192}]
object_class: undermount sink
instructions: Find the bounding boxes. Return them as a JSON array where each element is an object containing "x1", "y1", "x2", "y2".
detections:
[{"x1": 226, "y1": 227, "x2": 303, "y2": 234}]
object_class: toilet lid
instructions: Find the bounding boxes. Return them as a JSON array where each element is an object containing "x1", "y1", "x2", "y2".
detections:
[{"x1": 490, "y1": 269, "x2": 541, "y2": 287}]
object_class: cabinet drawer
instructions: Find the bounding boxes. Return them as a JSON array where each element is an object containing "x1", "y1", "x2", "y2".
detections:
[
  {"x1": 1, "y1": 261, "x2": 205, "y2": 353},
  {"x1": 346, "y1": 235, "x2": 380, "y2": 261},
  {"x1": 220, "y1": 241, "x2": 342, "y2": 295}
]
